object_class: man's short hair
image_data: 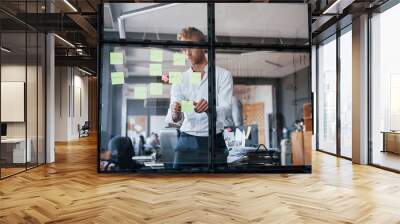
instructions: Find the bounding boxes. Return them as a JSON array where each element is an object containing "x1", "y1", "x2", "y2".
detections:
[{"x1": 177, "y1": 27, "x2": 206, "y2": 42}]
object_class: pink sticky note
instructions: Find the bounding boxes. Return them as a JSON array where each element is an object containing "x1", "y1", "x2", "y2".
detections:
[{"x1": 161, "y1": 74, "x2": 169, "y2": 82}]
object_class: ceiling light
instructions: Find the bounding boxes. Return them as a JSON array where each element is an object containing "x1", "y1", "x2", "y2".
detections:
[
  {"x1": 63, "y1": 0, "x2": 78, "y2": 12},
  {"x1": 1, "y1": 47, "x2": 11, "y2": 53},
  {"x1": 322, "y1": 0, "x2": 354, "y2": 15},
  {"x1": 54, "y1": 34, "x2": 75, "y2": 48}
]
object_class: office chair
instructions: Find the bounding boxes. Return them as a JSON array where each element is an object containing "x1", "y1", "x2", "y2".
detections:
[
  {"x1": 78, "y1": 121, "x2": 90, "y2": 138},
  {"x1": 108, "y1": 136, "x2": 141, "y2": 170}
]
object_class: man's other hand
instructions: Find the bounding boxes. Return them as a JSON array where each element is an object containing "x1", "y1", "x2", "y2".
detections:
[{"x1": 194, "y1": 99, "x2": 208, "y2": 113}]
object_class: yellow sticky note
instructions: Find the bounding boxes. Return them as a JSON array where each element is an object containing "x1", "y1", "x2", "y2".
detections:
[
  {"x1": 149, "y1": 83, "x2": 163, "y2": 96},
  {"x1": 149, "y1": 64, "x2": 162, "y2": 76},
  {"x1": 169, "y1": 72, "x2": 182, "y2": 85},
  {"x1": 190, "y1": 72, "x2": 202, "y2": 84},
  {"x1": 150, "y1": 49, "x2": 163, "y2": 62},
  {"x1": 110, "y1": 52, "x2": 123, "y2": 65},
  {"x1": 181, "y1": 100, "x2": 194, "y2": 113},
  {"x1": 134, "y1": 87, "x2": 147, "y2": 99},
  {"x1": 173, "y1": 53, "x2": 185, "y2": 66},
  {"x1": 111, "y1": 72, "x2": 124, "y2": 85}
]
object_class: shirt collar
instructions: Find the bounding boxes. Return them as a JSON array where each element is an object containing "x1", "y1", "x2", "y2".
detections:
[{"x1": 189, "y1": 64, "x2": 208, "y2": 82}]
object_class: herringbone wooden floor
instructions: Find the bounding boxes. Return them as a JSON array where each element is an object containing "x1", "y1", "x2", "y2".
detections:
[{"x1": 1, "y1": 135, "x2": 400, "y2": 224}]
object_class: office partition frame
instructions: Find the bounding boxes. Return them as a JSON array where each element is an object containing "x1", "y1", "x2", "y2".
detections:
[
  {"x1": 97, "y1": 2, "x2": 312, "y2": 174},
  {"x1": 0, "y1": 2, "x2": 47, "y2": 180}
]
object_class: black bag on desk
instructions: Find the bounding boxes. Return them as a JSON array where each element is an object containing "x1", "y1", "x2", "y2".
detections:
[{"x1": 244, "y1": 144, "x2": 281, "y2": 165}]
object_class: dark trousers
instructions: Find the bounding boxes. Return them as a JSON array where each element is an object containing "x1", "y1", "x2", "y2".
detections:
[{"x1": 173, "y1": 132, "x2": 228, "y2": 169}]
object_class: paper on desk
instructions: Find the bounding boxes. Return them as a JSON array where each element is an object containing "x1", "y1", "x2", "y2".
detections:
[
  {"x1": 110, "y1": 52, "x2": 123, "y2": 65},
  {"x1": 134, "y1": 86, "x2": 147, "y2": 99},
  {"x1": 181, "y1": 100, "x2": 194, "y2": 113},
  {"x1": 149, "y1": 83, "x2": 163, "y2": 96},
  {"x1": 150, "y1": 49, "x2": 163, "y2": 62},
  {"x1": 190, "y1": 72, "x2": 202, "y2": 84},
  {"x1": 149, "y1": 64, "x2": 162, "y2": 76},
  {"x1": 173, "y1": 53, "x2": 185, "y2": 66},
  {"x1": 245, "y1": 126, "x2": 252, "y2": 139},
  {"x1": 111, "y1": 72, "x2": 124, "y2": 85}
]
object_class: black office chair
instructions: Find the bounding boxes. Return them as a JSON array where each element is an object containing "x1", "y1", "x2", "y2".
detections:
[
  {"x1": 108, "y1": 136, "x2": 142, "y2": 170},
  {"x1": 78, "y1": 121, "x2": 90, "y2": 138}
]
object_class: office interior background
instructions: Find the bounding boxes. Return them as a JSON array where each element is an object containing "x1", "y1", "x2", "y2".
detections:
[{"x1": 0, "y1": 0, "x2": 400, "y2": 223}]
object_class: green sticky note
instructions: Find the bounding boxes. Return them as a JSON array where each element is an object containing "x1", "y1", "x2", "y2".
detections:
[
  {"x1": 110, "y1": 52, "x2": 123, "y2": 65},
  {"x1": 169, "y1": 72, "x2": 182, "y2": 85},
  {"x1": 181, "y1": 100, "x2": 194, "y2": 113},
  {"x1": 111, "y1": 72, "x2": 124, "y2": 85},
  {"x1": 149, "y1": 64, "x2": 162, "y2": 76},
  {"x1": 150, "y1": 49, "x2": 163, "y2": 62},
  {"x1": 134, "y1": 87, "x2": 147, "y2": 99},
  {"x1": 190, "y1": 72, "x2": 202, "y2": 84},
  {"x1": 149, "y1": 83, "x2": 163, "y2": 96},
  {"x1": 173, "y1": 53, "x2": 185, "y2": 66}
]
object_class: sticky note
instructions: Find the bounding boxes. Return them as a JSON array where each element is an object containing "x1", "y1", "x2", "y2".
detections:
[
  {"x1": 110, "y1": 52, "x2": 123, "y2": 65},
  {"x1": 173, "y1": 53, "x2": 185, "y2": 66},
  {"x1": 149, "y1": 64, "x2": 162, "y2": 76},
  {"x1": 149, "y1": 83, "x2": 163, "y2": 96},
  {"x1": 134, "y1": 87, "x2": 147, "y2": 99},
  {"x1": 169, "y1": 72, "x2": 181, "y2": 85},
  {"x1": 111, "y1": 72, "x2": 124, "y2": 85},
  {"x1": 181, "y1": 100, "x2": 194, "y2": 113},
  {"x1": 190, "y1": 72, "x2": 202, "y2": 84},
  {"x1": 150, "y1": 49, "x2": 163, "y2": 62}
]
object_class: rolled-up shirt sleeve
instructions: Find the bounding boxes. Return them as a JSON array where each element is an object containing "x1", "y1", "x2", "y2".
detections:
[
  {"x1": 165, "y1": 84, "x2": 184, "y2": 125},
  {"x1": 216, "y1": 71, "x2": 233, "y2": 125}
]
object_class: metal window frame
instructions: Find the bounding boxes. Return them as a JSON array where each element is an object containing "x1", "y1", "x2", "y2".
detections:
[
  {"x1": 97, "y1": 2, "x2": 312, "y2": 174},
  {"x1": 367, "y1": 0, "x2": 400, "y2": 173},
  {"x1": 315, "y1": 23, "x2": 353, "y2": 161},
  {"x1": 0, "y1": 0, "x2": 47, "y2": 180}
]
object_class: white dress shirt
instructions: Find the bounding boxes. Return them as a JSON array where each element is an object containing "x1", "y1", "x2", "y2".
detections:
[{"x1": 165, "y1": 65, "x2": 233, "y2": 137}]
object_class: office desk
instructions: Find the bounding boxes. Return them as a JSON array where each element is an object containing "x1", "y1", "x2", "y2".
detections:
[
  {"x1": 382, "y1": 131, "x2": 400, "y2": 154},
  {"x1": 1, "y1": 138, "x2": 31, "y2": 164}
]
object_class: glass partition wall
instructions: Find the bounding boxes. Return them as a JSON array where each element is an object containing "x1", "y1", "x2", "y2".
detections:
[
  {"x1": 99, "y1": 3, "x2": 311, "y2": 173},
  {"x1": 0, "y1": 1, "x2": 46, "y2": 179}
]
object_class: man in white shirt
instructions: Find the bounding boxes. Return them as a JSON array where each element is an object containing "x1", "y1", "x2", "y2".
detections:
[{"x1": 165, "y1": 27, "x2": 233, "y2": 169}]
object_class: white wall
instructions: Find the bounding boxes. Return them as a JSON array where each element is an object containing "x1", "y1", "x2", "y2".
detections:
[{"x1": 54, "y1": 67, "x2": 89, "y2": 141}]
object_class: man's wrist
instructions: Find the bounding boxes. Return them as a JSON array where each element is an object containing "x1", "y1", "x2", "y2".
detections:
[{"x1": 172, "y1": 112, "x2": 182, "y2": 122}]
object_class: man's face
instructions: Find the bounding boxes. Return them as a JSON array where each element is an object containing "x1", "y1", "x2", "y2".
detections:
[{"x1": 180, "y1": 36, "x2": 206, "y2": 65}]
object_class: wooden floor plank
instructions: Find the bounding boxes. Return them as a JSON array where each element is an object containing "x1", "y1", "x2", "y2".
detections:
[{"x1": 0, "y1": 135, "x2": 400, "y2": 224}]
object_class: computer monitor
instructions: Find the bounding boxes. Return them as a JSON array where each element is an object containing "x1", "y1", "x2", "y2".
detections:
[
  {"x1": 1, "y1": 123, "x2": 7, "y2": 137},
  {"x1": 237, "y1": 124, "x2": 258, "y2": 147}
]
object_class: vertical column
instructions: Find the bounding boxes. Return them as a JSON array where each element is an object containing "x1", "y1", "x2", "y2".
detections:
[
  {"x1": 46, "y1": 32, "x2": 55, "y2": 163},
  {"x1": 352, "y1": 14, "x2": 369, "y2": 164}
]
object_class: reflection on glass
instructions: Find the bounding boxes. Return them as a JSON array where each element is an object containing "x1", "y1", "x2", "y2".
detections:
[
  {"x1": 1, "y1": 31, "x2": 27, "y2": 177},
  {"x1": 215, "y1": 3, "x2": 309, "y2": 45},
  {"x1": 340, "y1": 30, "x2": 352, "y2": 158},
  {"x1": 371, "y1": 4, "x2": 400, "y2": 171},
  {"x1": 100, "y1": 2, "x2": 312, "y2": 172},
  {"x1": 217, "y1": 50, "x2": 311, "y2": 168},
  {"x1": 100, "y1": 31, "x2": 216, "y2": 172},
  {"x1": 318, "y1": 38, "x2": 337, "y2": 154},
  {"x1": 103, "y1": 3, "x2": 207, "y2": 42}
]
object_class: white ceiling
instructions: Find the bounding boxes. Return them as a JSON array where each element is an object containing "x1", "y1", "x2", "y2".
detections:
[{"x1": 105, "y1": 3, "x2": 308, "y2": 39}]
